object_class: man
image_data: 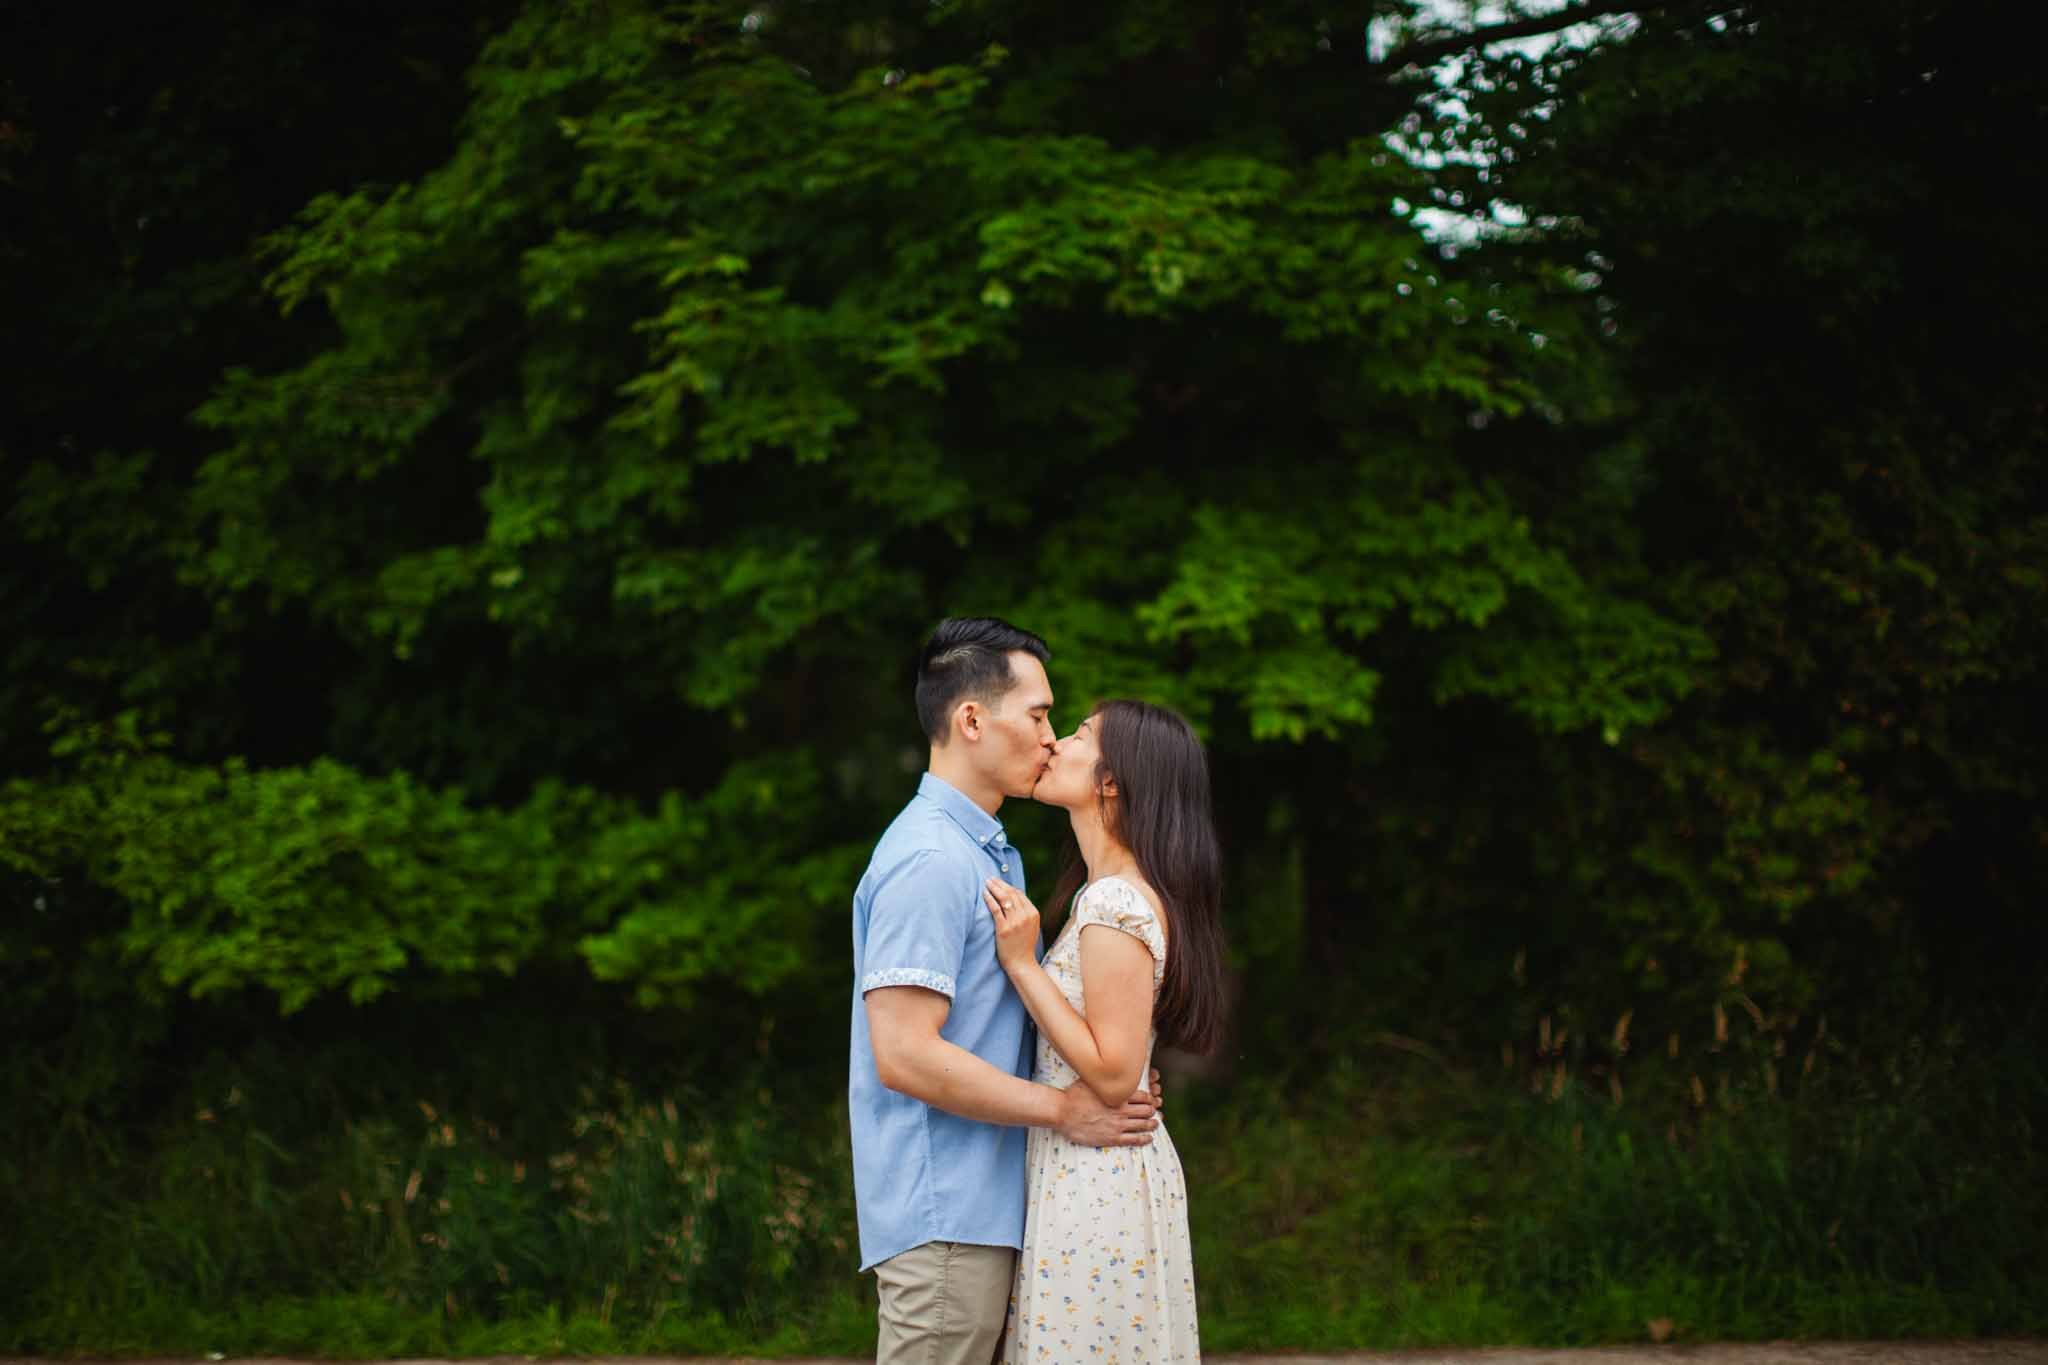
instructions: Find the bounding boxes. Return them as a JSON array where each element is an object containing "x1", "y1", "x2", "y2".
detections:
[{"x1": 850, "y1": 617, "x2": 1163, "y2": 1365}]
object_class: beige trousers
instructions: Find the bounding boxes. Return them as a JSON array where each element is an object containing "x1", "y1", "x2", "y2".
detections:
[{"x1": 873, "y1": 1239, "x2": 1016, "y2": 1365}]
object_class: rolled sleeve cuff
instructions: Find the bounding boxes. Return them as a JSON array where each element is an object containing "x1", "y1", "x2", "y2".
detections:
[{"x1": 860, "y1": 967, "x2": 956, "y2": 998}]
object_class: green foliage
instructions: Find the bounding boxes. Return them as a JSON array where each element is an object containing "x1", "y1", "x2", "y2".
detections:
[
  {"x1": 1, "y1": 715, "x2": 858, "y2": 1008},
  {"x1": 3, "y1": 1023, "x2": 2039, "y2": 1355},
  {"x1": 6, "y1": 0, "x2": 1758, "y2": 1025},
  {"x1": 0, "y1": 1022, "x2": 866, "y2": 1352},
  {"x1": 5, "y1": 0, "x2": 2047, "y2": 1350},
  {"x1": 178, "y1": 0, "x2": 1668, "y2": 771}
]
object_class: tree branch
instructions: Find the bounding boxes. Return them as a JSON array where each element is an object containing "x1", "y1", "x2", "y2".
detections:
[{"x1": 1377, "y1": 0, "x2": 1647, "y2": 74}]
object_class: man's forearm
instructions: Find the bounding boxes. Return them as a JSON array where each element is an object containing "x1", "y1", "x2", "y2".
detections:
[{"x1": 881, "y1": 1034, "x2": 1064, "y2": 1129}]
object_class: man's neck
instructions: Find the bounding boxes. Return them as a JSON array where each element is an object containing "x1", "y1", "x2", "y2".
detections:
[{"x1": 926, "y1": 750, "x2": 1004, "y2": 816}]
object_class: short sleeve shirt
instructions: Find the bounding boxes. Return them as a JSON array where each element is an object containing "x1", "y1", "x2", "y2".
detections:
[{"x1": 847, "y1": 773, "x2": 1035, "y2": 1271}]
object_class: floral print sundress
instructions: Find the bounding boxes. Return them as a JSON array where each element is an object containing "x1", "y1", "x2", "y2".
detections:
[{"x1": 1000, "y1": 875, "x2": 1201, "y2": 1364}]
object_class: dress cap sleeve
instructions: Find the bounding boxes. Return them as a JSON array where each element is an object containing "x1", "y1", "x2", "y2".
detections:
[{"x1": 1073, "y1": 876, "x2": 1167, "y2": 971}]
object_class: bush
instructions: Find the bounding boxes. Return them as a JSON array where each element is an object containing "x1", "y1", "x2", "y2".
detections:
[{"x1": 4, "y1": 990, "x2": 2040, "y2": 1356}]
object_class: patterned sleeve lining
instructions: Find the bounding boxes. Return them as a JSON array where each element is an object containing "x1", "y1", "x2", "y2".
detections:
[{"x1": 860, "y1": 966, "x2": 957, "y2": 998}]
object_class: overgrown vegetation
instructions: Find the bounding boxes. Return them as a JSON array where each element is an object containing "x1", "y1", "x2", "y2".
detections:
[{"x1": 4, "y1": 992, "x2": 2040, "y2": 1354}]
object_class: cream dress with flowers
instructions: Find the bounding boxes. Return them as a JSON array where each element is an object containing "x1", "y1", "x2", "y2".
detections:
[{"x1": 1001, "y1": 876, "x2": 1200, "y2": 1364}]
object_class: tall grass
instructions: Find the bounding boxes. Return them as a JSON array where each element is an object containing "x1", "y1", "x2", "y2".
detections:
[
  {"x1": 3, "y1": 1028, "x2": 867, "y2": 1354},
  {"x1": 3, "y1": 996, "x2": 2041, "y2": 1356},
  {"x1": 1181, "y1": 1003, "x2": 2046, "y2": 1351}
]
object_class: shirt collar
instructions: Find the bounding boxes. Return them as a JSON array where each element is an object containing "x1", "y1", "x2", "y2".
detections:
[{"x1": 918, "y1": 772, "x2": 1008, "y2": 852}]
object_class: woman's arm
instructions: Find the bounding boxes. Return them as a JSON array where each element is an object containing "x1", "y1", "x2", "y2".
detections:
[
  {"x1": 984, "y1": 879, "x2": 1156, "y2": 1108},
  {"x1": 865, "y1": 985, "x2": 1158, "y2": 1145}
]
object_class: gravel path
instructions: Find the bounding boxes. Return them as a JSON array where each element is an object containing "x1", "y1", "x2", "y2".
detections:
[
  {"x1": 1207, "y1": 1345, "x2": 2048, "y2": 1365},
  {"x1": 21, "y1": 1344, "x2": 2043, "y2": 1365}
]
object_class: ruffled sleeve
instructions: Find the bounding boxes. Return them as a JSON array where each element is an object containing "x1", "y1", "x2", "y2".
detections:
[{"x1": 1071, "y1": 877, "x2": 1167, "y2": 982}]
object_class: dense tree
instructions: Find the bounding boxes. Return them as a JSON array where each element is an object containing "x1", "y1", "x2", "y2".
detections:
[
  {"x1": 1431, "y1": 0, "x2": 2048, "y2": 1019},
  {"x1": 4, "y1": 0, "x2": 2040, "y2": 1082},
  {"x1": 5, "y1": 0, "x2": 1690, "y2": 1017}
]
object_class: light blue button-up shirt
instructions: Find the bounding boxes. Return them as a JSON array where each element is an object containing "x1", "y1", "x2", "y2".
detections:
[{"x1": 848, "y1": 772, "x2": 1035, "y2": 1271}]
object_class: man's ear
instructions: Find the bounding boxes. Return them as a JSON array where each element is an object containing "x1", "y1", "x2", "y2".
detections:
[{"x1": 954, "y1": 700, "x2": 982, "y2": 743}]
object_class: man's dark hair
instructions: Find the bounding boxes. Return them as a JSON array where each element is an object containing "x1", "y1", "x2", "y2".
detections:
[{"x1": 914, "y1": 617, "x2": 1051, "y2": 744}]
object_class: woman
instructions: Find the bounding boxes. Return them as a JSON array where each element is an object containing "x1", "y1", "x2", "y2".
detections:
[{"x1": 981, "y1": 699, "x2": 1227, "y2": 1364}]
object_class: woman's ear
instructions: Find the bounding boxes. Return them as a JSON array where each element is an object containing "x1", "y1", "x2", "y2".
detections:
[{"x1": 1099, "y1": 776, "x2": 1119, "y2": 799}]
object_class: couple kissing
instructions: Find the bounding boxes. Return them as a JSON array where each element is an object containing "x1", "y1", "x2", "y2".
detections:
[{"x1": 849, "y1": 616, "x2": 1226, "y2": 1364}]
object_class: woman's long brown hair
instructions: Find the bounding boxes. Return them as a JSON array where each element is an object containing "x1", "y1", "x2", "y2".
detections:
[{"x1": 1048, "y1": 700, "x2": 1227, "y2": 1054}]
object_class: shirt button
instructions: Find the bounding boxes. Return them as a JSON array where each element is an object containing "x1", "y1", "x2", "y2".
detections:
[{"x1": 1000, "y1": 862, "x2": 1009, "y2": 873}]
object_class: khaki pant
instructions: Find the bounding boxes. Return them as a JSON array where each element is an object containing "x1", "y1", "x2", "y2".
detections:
[{"x1": 873, "y1": 1239, "x2": 1016, "y2": 1365}]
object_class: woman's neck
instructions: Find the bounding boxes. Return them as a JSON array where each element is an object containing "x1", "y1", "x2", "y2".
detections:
[{"x1": 1071, "y1": 805, "x2": 1139, "y2": 885}]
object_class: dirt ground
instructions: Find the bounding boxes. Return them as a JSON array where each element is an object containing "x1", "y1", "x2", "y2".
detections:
[
  {"x1": 23, "y1": 1344, "x2": 2043, "y2": 1365},
  {"x1": 1196, "y1": 1345, "x2": 2048, "y2": 1365}
]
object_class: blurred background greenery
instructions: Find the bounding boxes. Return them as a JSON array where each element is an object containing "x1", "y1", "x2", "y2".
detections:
[{"x1": 2, "y1": 0, "x2": 2042, "y2": 1354}]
